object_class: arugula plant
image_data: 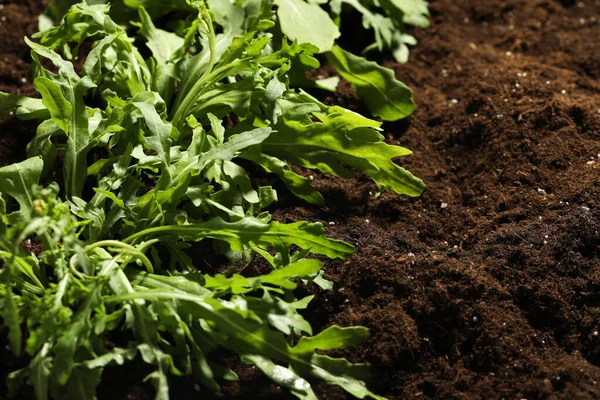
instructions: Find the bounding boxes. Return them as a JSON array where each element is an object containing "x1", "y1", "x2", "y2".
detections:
[
  {"x1": 273, "y1": 0, "x2": 429, "y2": 62},
  {"x1": 0, "y1": 1, "x2": 424, "y2": 399},
  {"x1": 42, "y1": 0, "x2": 429, "y2": 121}
]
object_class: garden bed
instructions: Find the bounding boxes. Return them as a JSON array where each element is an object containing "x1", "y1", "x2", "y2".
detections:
[{"x1": 1, "y1": 0, "x2": 600, "y2": 399}]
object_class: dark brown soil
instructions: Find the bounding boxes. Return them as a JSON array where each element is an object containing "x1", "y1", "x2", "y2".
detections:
[
  {"x1": 0, "y1": 0, "x2": 46, "y2": 167},
  {"x1": 2, "y1": 0, "x2": 600, "y2": 399}
]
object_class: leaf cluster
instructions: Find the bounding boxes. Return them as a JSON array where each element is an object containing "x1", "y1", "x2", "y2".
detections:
[
  {"x1": 273, "y1": 0, "x2": 430, "y2": 62},
  {"x1": 0, "y1": 1, "x2": 425, "y2": 399}
]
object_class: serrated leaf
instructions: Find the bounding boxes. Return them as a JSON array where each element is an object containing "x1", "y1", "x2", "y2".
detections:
[
  {"x1": 26, "y1": 38, "x2": 96, "y2": 198},
  {"x1": 249, "y1": 259, "x2": 323, "y2": 289},
  {"x1": 0, "y1": 157, "x2": 44, "y2": 222},
  {"x1": 326, "y1": 45, "x2": 414, "y2": 121},
  {"x1": 125, "y1": 217, "x2": 354, "y2": 260},
  {"x1": 264, "y1": 105, "x2": 425, "y2": 196},
  {"x1": 241, "y1": 149, "x2": 324, "y2": 205},
  {"x1": 294, "y1": 325, "x2": 370, "y2": 353},
  {"x1": 34, "y1": 77, "x2": 73, "y2": 134}
]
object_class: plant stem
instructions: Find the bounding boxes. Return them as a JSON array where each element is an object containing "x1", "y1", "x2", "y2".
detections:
[
  {"x1": 83, "y1": 240, "x2": 154, "y2": 273},
  {"x1": 171, "y1": 0, "x2": 217, "y2": 129}
]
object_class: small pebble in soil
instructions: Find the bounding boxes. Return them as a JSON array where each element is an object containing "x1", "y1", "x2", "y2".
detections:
[
  {"x1": 308, "y1": 175, "x2": 313, "y2": 180},
  {"x1": 582, "y1": 206, "x2": 590, "y2": 212},
  {"x1": 561, "y1": 89, "x2": 567, "y2": 94},
  {"x1": 537, "y1": 188, "x2": 547, "y2": 195},
  {"x1": 472, "y1": 316, "x2": 478, "y2": 322},
  {"x1": 593, "y1": 331, "x2": 599, "y2": 337},
  {"x1": 587, "y1": 160, "x2": 595, "y2": 165},
  {"x1": 0, "y1": 4, "x2": 4, "y2": 10},
  {"x1": 440, "y1": 202, "x2": 448, "y2": 209},
  {"x1": 505, "y1": 51, "x2": 513, "y2": 56},
  {"x1": 365, "y1": 219, "x2": 370, "y2": 223},
  {"x1": 20, "y1": 77, "x2": 26, "y2": 83},
  {"x1": 496, "y1": 114, "x2": 504, "y2": 119},
  {"x1": 0, "y1": 16, "x2": 5, "y2": 22},
  {"x1": 328, "y1": 221, "x2": 335, "y2": 225},
  {"x1": 450, "y1": 99, "x2": 459, "y2": 104}
]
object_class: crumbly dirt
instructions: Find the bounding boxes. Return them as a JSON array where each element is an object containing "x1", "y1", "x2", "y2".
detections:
[{"x1": 2, "y1": 0, "x2": 600, "y2": 399}]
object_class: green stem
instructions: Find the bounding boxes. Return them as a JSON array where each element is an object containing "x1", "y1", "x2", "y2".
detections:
[
  {"x1": 85, "y1": 240, "x2": 153, "y2": 273},
  {"x1": 68, "y1": 240, "x2": 154, "y2": 277},
  {"x1": 171, "y1": 0, "x2": 217, "y2": 129},
  {"x1": 124, "y1": 226, "x2": 182, "y2": 245}
]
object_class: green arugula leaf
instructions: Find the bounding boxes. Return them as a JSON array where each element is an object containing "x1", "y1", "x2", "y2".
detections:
[
  {"x1": 0, "y1": 157, "x2": 44, "y2": 222},
  {"x1": 26, "y1": 38, "x2": 96, "y2": 199},
  {"x1": 242, "y1": 355, "x2": 317, "y2": 400},
  {"x1": 125, "y1": 216, "x2": 354, "y2": 260},
  {"x1": 329, "y1": 0, "x2": 430, "y2": 62},
  {"x1": 0, "y1": 93, "x2": 49, "y2": 120},
  {"x1": 383, "y1": 0, "x2": 430, "y2": 28},
  {"x1": 326, "y1": 44, "x2": 415, "y2": 121},
  {"x1": 241, "y1": 149, "x2": 325, "y2": 205},
  {"x1": 274, "y1": 0, "x2": 340, "y2": 52},
  {"x1": 263, "y1": 105, "x2": 424, "y2": 196},
  {"x1": 134, "y1": 6, "x2": 184, "y2": 104}
]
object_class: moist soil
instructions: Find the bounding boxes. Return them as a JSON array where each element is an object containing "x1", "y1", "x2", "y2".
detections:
[{"x1": 2, "y1": 0, "x2": 600, "y2": 399}]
